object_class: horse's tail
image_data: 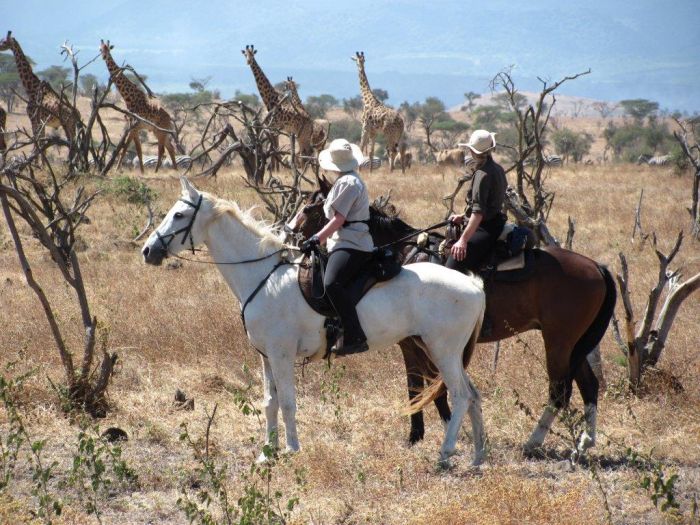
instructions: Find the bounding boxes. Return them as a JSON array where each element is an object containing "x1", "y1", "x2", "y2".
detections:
[
  {"x1": 568, "y1": 265, "x2": 617, "y2": 378},
  {"x1": 405, "y1": 298, "x2": 484, "y2": 416}
]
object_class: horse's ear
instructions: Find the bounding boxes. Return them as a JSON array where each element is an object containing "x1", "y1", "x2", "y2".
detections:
[
  {"x1": 317, "y1": 173, "x2": 331, "y2": 196},
  {"x1": 180, "y1": 176, "x2": 199, "y2": 200}
]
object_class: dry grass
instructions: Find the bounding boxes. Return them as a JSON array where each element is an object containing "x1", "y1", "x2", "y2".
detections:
[{"x1": 1, "y1": 161, "x2": 699, "y2": 524}]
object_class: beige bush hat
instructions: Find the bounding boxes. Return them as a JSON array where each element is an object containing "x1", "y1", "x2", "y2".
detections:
[
  {"x1": 319, "y1": 138, "x2": 364, "y2": 172},
  {"x1": 460, "y1": 129, "x2": 497, "y2": 155}
]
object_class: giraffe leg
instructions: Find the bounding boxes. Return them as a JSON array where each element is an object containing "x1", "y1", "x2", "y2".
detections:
[
  {"x1": 155, "y1": 140, "x2": 165, "y2": 172},
  {"x1": 131, "y1": 132, "x2": 144, "y2": 174},
  {"x1": 369, "y1": 137, "x2": 375, "y2": 173},
  {"x1": 165, "y1": 135, "x2": 178, "y2": 170},
  {"x1": 360, "y1": 125, "x2": 370, "y2": 156},
  {"x1": 30, "y1": 114, "x2": 45, "y2": 167}
]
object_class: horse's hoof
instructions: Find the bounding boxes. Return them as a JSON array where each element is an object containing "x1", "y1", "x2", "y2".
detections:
[
  {"x1": 522, "y1": 444, "x2": 545, "y2": 459},
  {"x1": 408, "y1": 433, "x2": 424, "y2": 446},
  {"x1": 437, "y1": 457, "x2": 454, "y2": 471},
  {"x1": 577, "y1": 432, "x2": 595, "y2": 452},
  {"x1": 437, "y1": 450, "x2": 456, "y2": 470}
]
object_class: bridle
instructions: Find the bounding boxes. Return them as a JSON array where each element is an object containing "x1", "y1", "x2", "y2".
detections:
[
  {"x1": 155, "y1": 194, "x2": 202, "y2": 255},
  {"x1": 151, "y1": 193, "x2": 301, "y2": 347}
]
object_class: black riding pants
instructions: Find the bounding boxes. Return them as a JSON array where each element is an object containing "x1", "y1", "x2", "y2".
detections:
[
  {"x1": 324, "y1": 248, "x2": 372, "y2": 342},
  {"x1": 446, "y1": 214, "x2": 506, "y2": 273}
]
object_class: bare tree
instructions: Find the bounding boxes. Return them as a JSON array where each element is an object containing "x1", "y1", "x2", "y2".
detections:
[
  {"x1": 592, "y1": 101, "x2": 616, "y2": 119},
  {"x1": 484, "y1": 67, "x2": 590, "y2": 245},
  {"x1": 672, "y1": 117, "x2": 700, "y2": 238},
  {"x1": 613, "y1": 232, "x2": 700, "y2": 390},
  {"x1": 0, "y1": 147, "x2": 116, "y2": 416}
]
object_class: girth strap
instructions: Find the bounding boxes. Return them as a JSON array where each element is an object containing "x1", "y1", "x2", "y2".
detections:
[{"x1": 240, "y1": 260, "x2": 294, "y2": 333}]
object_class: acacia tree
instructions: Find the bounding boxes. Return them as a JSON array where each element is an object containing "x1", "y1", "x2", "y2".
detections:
[
  {"x1": 417, "y1": 96, "x2": 449, "y2": 153},
  {"x1": 620, "y1": 99, "x2": 659, "y2": 124},
  {"x1": 461, "y1": 91, "x2": 481, "y2": 112}
]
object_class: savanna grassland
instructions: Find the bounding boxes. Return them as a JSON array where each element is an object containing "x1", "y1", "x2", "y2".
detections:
[{"x1": 0, "y1": 160, "x2": 699, "y2": 525}]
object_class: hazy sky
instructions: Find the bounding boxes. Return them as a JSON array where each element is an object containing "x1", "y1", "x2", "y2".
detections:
[{"x1": 3, "y1": 0, "x2": 699, "y2": 110}]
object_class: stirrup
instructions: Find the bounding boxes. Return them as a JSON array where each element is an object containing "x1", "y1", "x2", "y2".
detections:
[{"x1": 331, "y1": 335, "x2": 369, "y2": 356}]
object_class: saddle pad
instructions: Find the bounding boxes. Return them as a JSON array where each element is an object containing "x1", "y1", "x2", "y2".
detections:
[
  {"x1": 495, "y1": 251, "x2": 525, "y2": 271},
  {"x1": 298, "y1": 256, "x2": 335, "y2": 317},
  {"x1": 297, "y1": 254, "x2": 380, "y2": 317}
]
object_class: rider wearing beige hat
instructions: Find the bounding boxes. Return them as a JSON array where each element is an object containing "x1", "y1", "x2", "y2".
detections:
[
  {"x1": 448, "y1": 129, "x2": 507, "y2": 272},
  {"x1": 301, "y1": 138, "x2": 373, "y2": 355}
]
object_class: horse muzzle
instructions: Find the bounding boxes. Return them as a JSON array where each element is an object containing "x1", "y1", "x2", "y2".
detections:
[{"x1": 142, "y1": 244, "x2": 167, "y2": 266}]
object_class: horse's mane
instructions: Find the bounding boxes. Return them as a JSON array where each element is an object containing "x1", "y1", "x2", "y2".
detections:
[
  {"x1": 210, "y1": 195, "x2": 285, "y2": 251},
  {"x1": 369, "y1": 204, "x2": 418, "y2": 238}
]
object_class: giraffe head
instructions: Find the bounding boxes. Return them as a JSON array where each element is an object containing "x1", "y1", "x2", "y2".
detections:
[
  {"x1": 241, "y1": 44, "x2": 257, "y2": 65},
  {"x1": 0, "y1": 31, "x2": 14, "y2": 52},
  {"x1": 285, "y1": 76, "x2": 297, "y2": 90},
  {"x1": 99, "y1": 39, "x2": 114, "y2": 60},
  {"x1": 351, "y1": 51, "x2": 365, "y2": 66}
]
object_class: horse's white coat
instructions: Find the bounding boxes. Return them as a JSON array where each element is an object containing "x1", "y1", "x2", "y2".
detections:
[{"x1": 143, "y1": 178, "x2": 487, "y2": 465}]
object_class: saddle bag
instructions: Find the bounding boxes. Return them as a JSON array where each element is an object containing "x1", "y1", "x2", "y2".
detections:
[
  {"x1": 370, "y1": 246, "x2": 402, "y2": 282},
  {"x1": 494, "y1": 224, "x2": 529, "y2": 259}
]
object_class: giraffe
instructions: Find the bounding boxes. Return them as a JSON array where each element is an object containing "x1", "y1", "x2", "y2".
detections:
[
  {"x1": 0, "y1": 104, "x2": 6, "y2": 153},
  {"x1": 351, "y1": 51, "x2": 405, "y2": 173},
  {"x1": 0, "y1": 31, "x2": 80, "y2": 147},
  {"x1": 283, "y1": 76, "x2": 328, "y2": 153},
  {"x1": 99, "y1": 40, "x2": 177, "y2": 173},
  {"x1": 241, "y1": 45, "x2": 314, "y2": 167}
]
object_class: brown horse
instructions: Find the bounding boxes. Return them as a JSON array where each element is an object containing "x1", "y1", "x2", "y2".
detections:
[{"x1": 289, "y1": 179, "x2": 617, "y2": 454}]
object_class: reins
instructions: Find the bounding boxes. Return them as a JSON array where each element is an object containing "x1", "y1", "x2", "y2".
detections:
[
  {"x1": 376, "y1": 219, "x2": 451, "y2": 251},
  {"x1": 154, "y1": 196, "x2": 303, "y2": 357}
]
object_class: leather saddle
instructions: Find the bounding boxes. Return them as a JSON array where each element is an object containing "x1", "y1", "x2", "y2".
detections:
[
  {"x1": 432, "y1": 222, "x2": 537, "y2": 282},
  {"x1": 298, "y1": 248, "x2": 402, "y2": 318}
]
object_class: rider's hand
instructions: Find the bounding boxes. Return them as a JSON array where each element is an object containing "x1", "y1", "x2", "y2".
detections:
[
  {"x1": 449, "y1": 214, "x2": 466, "y2": 225},
  {"x1": 301, "y1": 235, "x2": 320, "y2": 255},
  {"x1": 450, "y1": 238, "x2": 468, "y2": 261}
]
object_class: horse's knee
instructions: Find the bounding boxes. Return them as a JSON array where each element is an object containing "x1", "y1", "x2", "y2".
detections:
[{"x1": 549, "y1": 379, "x2": 573, "y2": 409}]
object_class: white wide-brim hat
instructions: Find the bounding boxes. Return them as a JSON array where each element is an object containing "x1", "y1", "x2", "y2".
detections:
[
  {"x1": 318, "y1": 138, "x2": 364, "y2": 172},
  {"x1": 459, "y1": 129, "x2": 497, "y2": 155}
]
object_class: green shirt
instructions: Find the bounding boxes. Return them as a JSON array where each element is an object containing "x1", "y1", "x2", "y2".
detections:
[{"x1": 466, "y1": 157, "x2": 507, "y2": 221}]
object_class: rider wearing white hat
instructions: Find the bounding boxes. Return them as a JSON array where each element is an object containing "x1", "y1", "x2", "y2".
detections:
[
  {"x1": 449, "y1": 129, "x2": 507, "y2": 272},
  {"x1": 302, "y1": 138, "x2": 373, "y2": 354}
]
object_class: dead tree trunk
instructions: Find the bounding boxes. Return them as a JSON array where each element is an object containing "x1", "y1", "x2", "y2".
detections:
[
  {"x1": 490, "y1": 67, "x2": 590, "y2": 246},
  {"x1": 614, "y1": 231, "x2": 700, "y2": 390},
  {"x1": 672, "y1": 117, "x2": 700, "y2": 239},
  {"x1": 0, "y1": 149, "x2": 115, "y2": 416}
]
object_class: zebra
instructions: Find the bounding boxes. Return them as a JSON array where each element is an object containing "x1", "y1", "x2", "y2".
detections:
[
  {"x1": 647, "y1": 155, "x2": 670, "y2": 166},
  {"x1": 544, "y1": 155, "x2": 563, "y2": 166},
  {"x1": 360, "y1": 156, "x2": 382, "y2": 170}
]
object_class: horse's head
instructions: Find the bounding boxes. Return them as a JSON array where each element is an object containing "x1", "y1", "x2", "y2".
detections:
[
  {"x1": 286, "y1": 174, "x2": 332, "y2": 241},
  {"x1": 142, "y1": 177, "x2": 209, "y2": 265}
]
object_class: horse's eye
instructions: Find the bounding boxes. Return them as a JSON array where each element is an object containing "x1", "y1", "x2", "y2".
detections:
[{"x1": 174, "y1": 212, "x2": 184, "y2": 219}]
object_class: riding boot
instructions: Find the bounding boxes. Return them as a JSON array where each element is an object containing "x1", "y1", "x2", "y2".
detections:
[{"x1": 325, "y1": 282, "x2": 369, "y2": 355}]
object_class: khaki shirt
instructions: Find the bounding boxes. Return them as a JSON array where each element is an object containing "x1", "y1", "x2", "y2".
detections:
[
  {"x1": 323, "y1": 172, "x2": 373, "y2": 252},
  {"x1": 466, "y1": 157, "x2": 507, "y2": 221}
]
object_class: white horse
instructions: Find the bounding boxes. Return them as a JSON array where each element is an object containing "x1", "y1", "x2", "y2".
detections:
[{"x1": 142, "y1": 178, "x2": 487, "y2": 465}]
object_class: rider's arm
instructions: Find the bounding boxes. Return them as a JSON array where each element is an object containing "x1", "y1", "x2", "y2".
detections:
[
  {"x1": 459, "y1": 212, "x2": 483, "y2": 243},
  {"x1": 315, "y1": 210, "x2": 346, "y2": 244}
]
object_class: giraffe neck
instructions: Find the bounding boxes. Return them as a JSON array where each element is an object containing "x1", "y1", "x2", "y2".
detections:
[
  {"x1": 247, "y1": 57, "x2": 280, "y2": 110},
  {"x1": 102, "y1": 51, "x2": 144, "y2": 110},
  {"x1": 9, "y1": 38, "x2": 41, "y2": 99},
  {"x1": 356, "y1": 62, "x2": 381, "y2": 110},
  {"x1": 287, "y1": 82, "x2": 309, "y2": 116}
]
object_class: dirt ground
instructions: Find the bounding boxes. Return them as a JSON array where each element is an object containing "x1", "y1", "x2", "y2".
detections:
[{"x1": 0, "y1": 155, "x2": 698, "y2": 524}]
